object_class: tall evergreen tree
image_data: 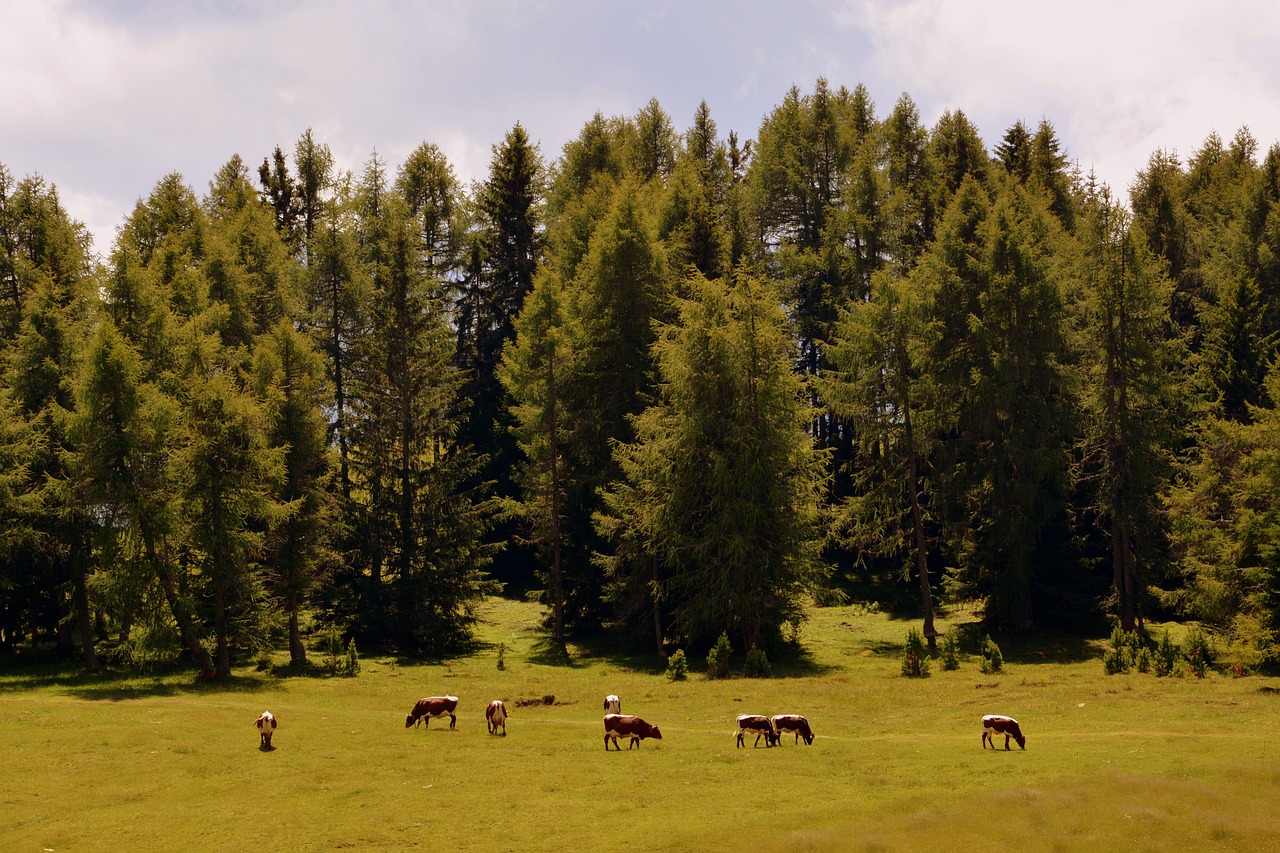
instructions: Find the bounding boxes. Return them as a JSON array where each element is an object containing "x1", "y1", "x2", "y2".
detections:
[
  {"x1": 824, "y1": 267, "x2": 938, "y2": 646},
  {"x1": 499, "y1": 268, "x2": 578, "y2": 649},
  {"x1": 1076, "y1": 186, "x2": 1181, "y2": 631},
  {"x1": 922, "y1": 178, "x2": 1076, "y2": 629},
  {"x1": 559, "y1": 181, "x2": 671, "y2": 630},
  {"x1": 253, "y1": 320, "x2": 333, "y2": 665},
  {"x1": 293, "y1": 129, "x2": 336, "y2": 264},
  {"x1": 169, "y1": 325, "x2": 280, "y2": 677},
  {"x1": 458, "y1": 126, "x2": 544, "y2": 583},
  {"x1": 343, "y1": 170, "x2": 497, "y2": 651},
  {"x1": 600, "y1": 270, "x2": 828, "y2": 651}
]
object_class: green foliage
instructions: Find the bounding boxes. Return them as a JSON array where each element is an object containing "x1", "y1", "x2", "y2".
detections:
[
  {"x1": 706, "y1": 631, "x2": 732, "y2": 679},
  {"x1": 1103, "y1": 626, "x2": 1145, "y2": 674},
  {"x1": 923, "y1": 178, "x2": 1075, "y2": 630},
  {"x1": 317, "y1": 626, "x2": 359, "y2": 677},
  {"x1": 344, "y1": 638, "x2": 361, "y2": 676},
  {"x1": 979, "y1": 635, "x2": 1004, "y2": 674},
  {"x1": 601, "y1": 270, "x2": 828, "y2": 650},
  {"x1": 665, "y1": 648, "x2": 688, "y2": 681},
  {"x1": 940, "y1": 630, "x2": 960, "y2": 671},
  {"x1": 1155, "y1": 630, "x2": 1179, "y2": 677},
  {"x1": 743, "y1": 645, "x2": 771, "y2": 678},
  {"x1": 1185, "y1": 627, "x2": 1213, "y2": 677},
  {"x1": 900, "y1": 628, "x2": 930, "y2": 678}
]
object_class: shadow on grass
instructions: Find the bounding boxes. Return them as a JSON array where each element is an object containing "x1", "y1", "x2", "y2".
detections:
[
  {"x1": 528, "y1": 636, "x2": 582, "y2": 668},
  {"x1": 0, "y1": 652, "x2": 278, "y2": 700},
  {"x1": 767, "y1": 644, "x2": 840, "y2": 678}
]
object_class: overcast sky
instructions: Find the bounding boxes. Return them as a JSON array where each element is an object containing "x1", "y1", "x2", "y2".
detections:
[{"x1": 5, "y1": 0, "x2": 1280, "y2": 255}]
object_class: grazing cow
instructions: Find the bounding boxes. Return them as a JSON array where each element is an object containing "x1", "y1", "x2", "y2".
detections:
[
  {"x1": 486, "y1": 699, "x2": 508, "y2": 736},
  {"x1": 982, "y1": 714, "x2": 1026, "y2": 750},
  {"x1": 771, "y1": 714, "x2": 815, "y2": 746},
  {"x1": 603, "y1": 694, "x2": 621, "y2": 715},
  {"x1": 603, "y1": 714, "x2": 662, "y2": 750},
  {"x1": 255, "y1": 711, "x2": 277, "y2": 749},
  {"x1": 406, "y1": 696, "x2": 459, "y2": 730},
  {"x1": 735, "y1": 714, "x2": 778, "y2": 747}
]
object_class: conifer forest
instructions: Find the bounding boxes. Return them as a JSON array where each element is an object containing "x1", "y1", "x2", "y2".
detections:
[{"x1": 5, "y1": 80, "x2": 1280, "y2": 676}]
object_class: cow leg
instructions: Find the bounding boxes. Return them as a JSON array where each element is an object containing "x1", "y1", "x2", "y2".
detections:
[
  {"x1": 449, "y1": 713, "x2": 456, "y2": 730},
  {"x1": 1005, "y1": 734, "x2": 1011, "y2": 750}
]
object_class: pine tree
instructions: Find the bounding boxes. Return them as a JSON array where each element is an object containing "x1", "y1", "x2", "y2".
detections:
[
  {"x1": 824, "y1": 267, "x2": 938, "y2": 647},
  {"x1": 560, "y1": 182, "x2": 671, "y2": 630},
  {"x1": 169, "y1": 324, "x2": 280, "y2": 677},
  {"x1": 600, "y1": 269, "x2": 828, "y2": 650},
  {"x1": 344, "y1": 174, "x2": 496, "y2": 651},
  {"x1": 458, "y1": 126, "x2": 544, "y2": 582},
  {"x1": 253, "y1": 320, "x2": 333, "y2": 665},
  {"x1": 1076, "y1": 185, "x2": 1181, "y2": 631},
  {"x1": 499, "y1": 268, "x2": 577, "y2": 649},
  {"x1": 923, "y1": 177, "x2": 1075, "y2": 630},
  {"x1": 293, "y1": 129, "x2": 336, "y2": 264}
]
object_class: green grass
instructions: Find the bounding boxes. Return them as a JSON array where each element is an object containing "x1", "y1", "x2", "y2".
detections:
[{"x1": 4, "y1": 599, "x2": 1280, "y2": 852}]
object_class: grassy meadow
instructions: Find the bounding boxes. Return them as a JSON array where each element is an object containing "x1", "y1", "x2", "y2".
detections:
[{"x1": 4, "y1": 598, "x2": 1280, "y2": 852}]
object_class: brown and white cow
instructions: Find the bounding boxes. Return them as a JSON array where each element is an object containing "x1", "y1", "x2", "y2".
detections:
[
  {"x1": 771, "y1": 714, "x2": 815, "y2": 745},
  {"x1": 982, "y1": 714, "x2": 1026, "y2": 750},
  {"x1": 406, "y1": 696, "x2": 459, "y2": 730},
  {"x1": 486, "y1": 699, "x2": 508, "y2": 736},
  {"x1": 255, "y1": 711, "x2": 277, "y2": 749},
  {"x1": 603, "y1": 714, "x2": 662, "y2": 750},
  {"x1": 735, "y1": 714, "x2": 778, "y2": 747},
  {"x1": 603, "y1": 694, "x2": 621, "y2": 714}
]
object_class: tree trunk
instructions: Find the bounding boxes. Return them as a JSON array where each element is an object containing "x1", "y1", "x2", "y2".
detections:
[
  {"x1": 902, "y1": 398, "x2": 937, "y2": 651},
  {"x1": 214, "y1": 582, "x2": 231, "y2": 678},
  {"x1": 153, "y1": 545, "x2": 214, "y2": 679},
  {"x1": 651, "y1": 556, "x2": 664, "y2": 658},
  {"x1": 72, "y1": 555, "x2": 102, "y2": 672},
  {"x1": 288, "y1": 590, "x2": 306, "y2": 666}
]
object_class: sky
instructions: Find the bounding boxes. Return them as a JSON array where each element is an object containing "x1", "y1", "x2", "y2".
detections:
[{"x1": 5, "y1": 0, "x2": 1280, "y2": 256}]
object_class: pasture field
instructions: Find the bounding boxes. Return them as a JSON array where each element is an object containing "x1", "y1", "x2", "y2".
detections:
[{"x1": 4, "y1": 599, "x2": 1280, "y2": 852}]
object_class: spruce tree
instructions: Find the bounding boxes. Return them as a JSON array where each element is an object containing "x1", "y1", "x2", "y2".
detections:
[{"x1": 601, "y1": 270, "x2": 827, "y2": 651}]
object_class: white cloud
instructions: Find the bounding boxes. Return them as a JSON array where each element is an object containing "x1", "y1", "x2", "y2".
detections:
[{"x1": 6, "y1": 0, "x2": 1280, "y2": 253}]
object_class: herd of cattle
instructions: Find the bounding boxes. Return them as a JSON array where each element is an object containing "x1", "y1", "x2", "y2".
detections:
[{"x1": 255, "y1": 697, "x2": 1027, "y2": 752}]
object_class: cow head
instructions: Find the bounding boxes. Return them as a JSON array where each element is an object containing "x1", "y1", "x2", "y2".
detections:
[
  {"x1": 405, "y1": 714, "x2": 417, "y2": 728},
  {"x1": 1014, "y1": 733, "x2": 1026, "y2": 749}
]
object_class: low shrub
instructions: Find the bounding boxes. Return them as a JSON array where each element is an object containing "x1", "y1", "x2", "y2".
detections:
[
  {"x1": 979, "y1": 635, "x2": 1003, "y2": 674},
  {"x1": 1185, "y1": 627, "x2": 1213, "y2": 677},
  {"x1": 743, "y1": 645, "x2": 771, "y2": 678},
  {"x1": 706, "y1": 631, "x2": 732, "y2": 679},
  {"x1": 940, "y1": 630, "x2": 960, "y2": 671},
  {"x1": 1155, "y1": 630, "x2": 1178, "y2": 677},
  {"x1": 900, "y1": 628, "x2": 930, "y2": 678},
  {"x1": 665, "y1": 649, "x2": 688, "y2": 681}
]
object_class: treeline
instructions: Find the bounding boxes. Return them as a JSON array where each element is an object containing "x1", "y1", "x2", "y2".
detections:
[{"x1": 5, "y1": 79, "x2": 1280, "y2": 676}]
